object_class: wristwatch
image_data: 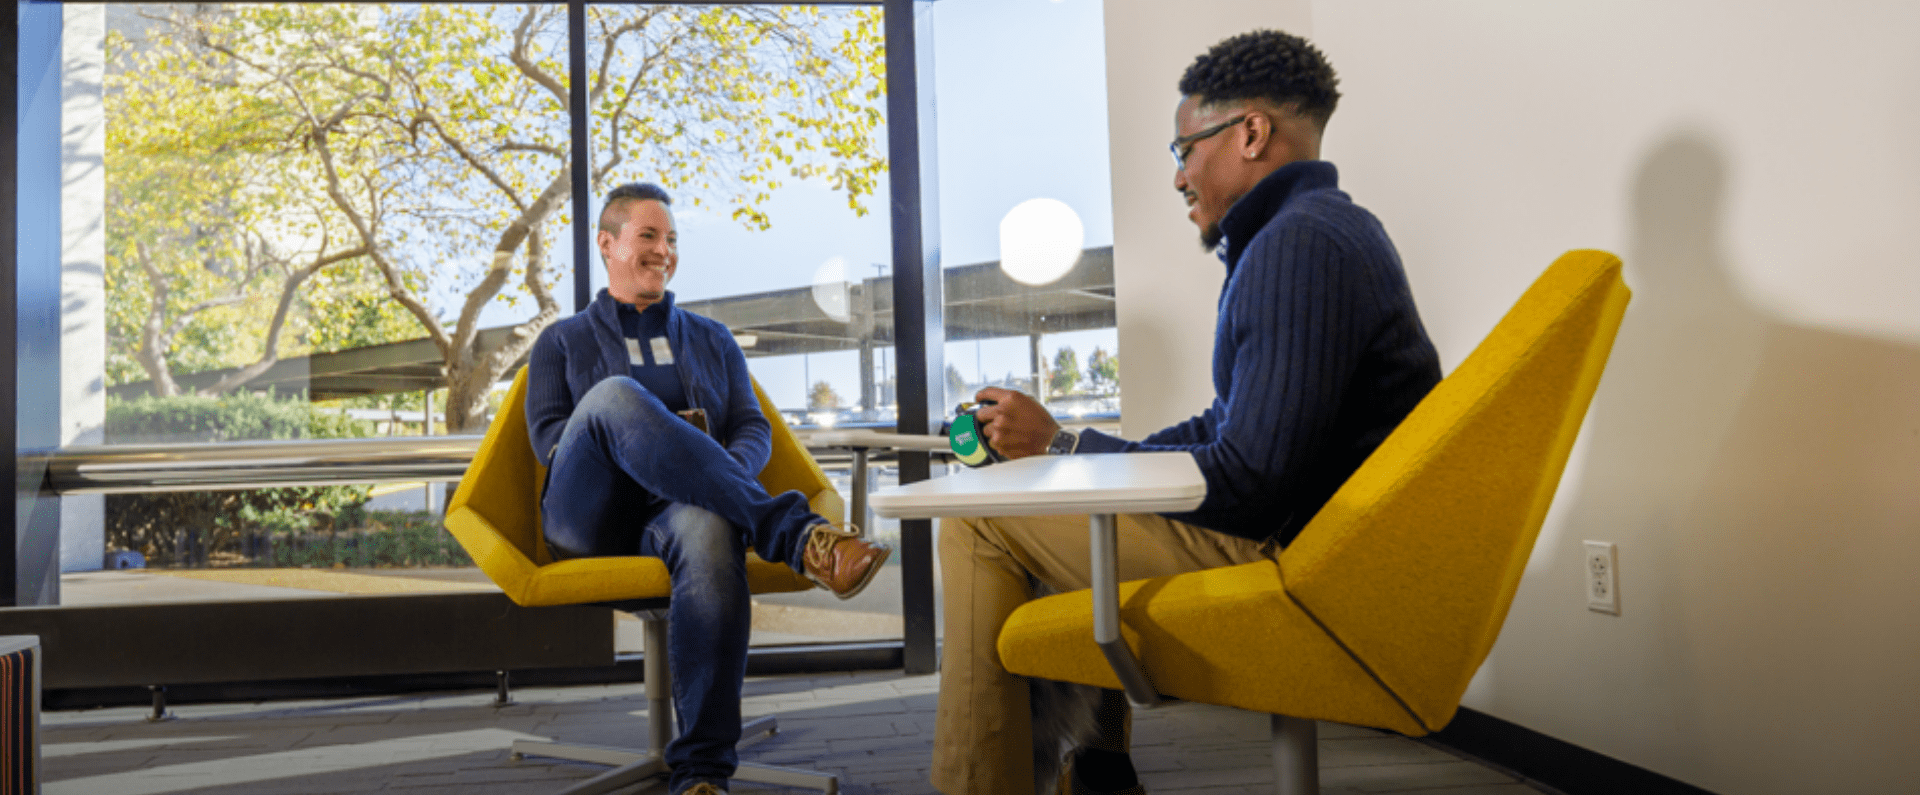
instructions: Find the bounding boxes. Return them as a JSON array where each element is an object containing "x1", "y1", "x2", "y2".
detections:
[{"x1": 1047, "y1": 428, "x2": 1080, "y2": 456}]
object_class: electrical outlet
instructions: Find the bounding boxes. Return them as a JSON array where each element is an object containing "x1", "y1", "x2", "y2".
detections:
[{"x1": 1584, "y1": 541, "x2": 1620, "y2": 615}]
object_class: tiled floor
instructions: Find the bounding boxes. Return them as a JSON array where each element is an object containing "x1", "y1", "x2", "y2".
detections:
[{"x1": 42, "y1": 670, "x2": 1560, "y2": 795}]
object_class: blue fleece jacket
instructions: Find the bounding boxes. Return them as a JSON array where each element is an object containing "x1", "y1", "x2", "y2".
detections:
[
  {"x1": 526, "y1": 289, "x2": 770, "y2": 475},
  {"x1": 1075, "y1": 161, "x2": 1441, "y2": 545}
]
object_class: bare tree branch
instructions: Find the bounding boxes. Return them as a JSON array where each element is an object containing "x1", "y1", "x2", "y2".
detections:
[
  {"x1": 449, "y1": 169, "x2": 570, "y2": 360},
  {"x1": 198, "y1": 242, "x2": 372, "y2": 395},
  {"x1": 132, "y1": 242, "x2": 182, "y2": 397},
  {"x1": 593, "y1": 45, "x2": 670, "y2": 186},
  {"x1": 447, "y1": 223, "x2": 562, "y2": 431},
  {"x1": 501, "y1": 141, "x2": 566, "y2": 158},
  {"x1": 309, "y1": 121, "x2": 452, "y2": 358},
  {"x1": 590, "y1": 11, "x2": 652, "y2": 107},
  {"x1": 510, "y1": 6, "x2": 569, "y2": 109},
  {"x1": 410, "y1": 110, "x2": 528, "y2": 213}
]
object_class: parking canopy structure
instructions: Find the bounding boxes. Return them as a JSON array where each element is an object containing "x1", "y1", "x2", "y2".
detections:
[{"x1": 107, "y1": 249, "x2": 1116, "y2": 403}]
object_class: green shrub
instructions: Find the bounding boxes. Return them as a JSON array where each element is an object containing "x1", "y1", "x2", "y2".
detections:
[
  {"x1": 105, "y1": 391, "x2": 375, "y2": 567},
  {"x1": 264, "y1": 511, "x2": 472, "y2": 569},
  {"x1": 105, "y1": 388, "x2": 370, "y2": 444}
]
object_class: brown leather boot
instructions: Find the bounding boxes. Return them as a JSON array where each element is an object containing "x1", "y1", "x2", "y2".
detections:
[{"x1": 802, "y1": 523, "x2": 890, "y2": 599}]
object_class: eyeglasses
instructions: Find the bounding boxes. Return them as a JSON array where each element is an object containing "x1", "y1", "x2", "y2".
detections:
[{"x1": 1169, "y1": 115, "x2": 1248, "y2": 170}]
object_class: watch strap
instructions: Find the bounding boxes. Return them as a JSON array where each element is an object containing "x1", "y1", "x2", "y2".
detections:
[{"x1": 1049, "y1": 428, "x2": 1080, "y2": 456}]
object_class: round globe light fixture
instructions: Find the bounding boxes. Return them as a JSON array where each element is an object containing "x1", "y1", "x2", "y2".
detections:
[
  {"x1": 998, "y1": 198, "x2": 1085, "y2": 286},
  {"x1": 811, "y1": 255, "x2": 852, "y2": 323}
]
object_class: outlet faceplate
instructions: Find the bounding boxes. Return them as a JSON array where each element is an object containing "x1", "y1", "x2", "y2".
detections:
[{"x1": 1584, "y1": 541, "x2": 1620, "y2": 615}]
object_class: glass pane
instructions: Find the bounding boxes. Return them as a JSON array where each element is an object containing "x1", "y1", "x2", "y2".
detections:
[
  {"x1": 101, "y1": 3, "x2": 574, "y2": 435},
  {"x1": 65, "y1": 3, "x2": 575, "y2": 593},
  {"x1": 583, "y1": 3, "x2": 895, "y2": 649},
  {"x1": 931, "y1": 0, "x2": 1118, "y2": 435}
]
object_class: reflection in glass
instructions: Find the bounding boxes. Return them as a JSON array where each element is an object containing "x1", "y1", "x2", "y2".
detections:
[
  {"x1": 811, "y1": 256, "x2": 854, "y2": 324},
  {"x1": 998, "y1": 198, "x2": 1085, "y2": 287}
]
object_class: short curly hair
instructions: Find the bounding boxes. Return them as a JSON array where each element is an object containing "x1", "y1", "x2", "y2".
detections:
[{"x1": 1178, "y1": 30, "x2": 1341, "y2": 129}]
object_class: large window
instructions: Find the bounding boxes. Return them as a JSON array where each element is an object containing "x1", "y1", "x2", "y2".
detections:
[
  {"x1": 78, "y1": 3, "x2": 583, "y2": 577},
  {"x1": 33, "y1": 0, "x2": 918, "y2": 652},
  {"x1": 931, "y1": 0, "x2": 1117, "y2": 431},
  {"x1": 52, "y1": 2, "x2": 897, "y2": 637},
  {"x1": 20, "y1": 0, "x2": 1118, "y2": 662},
  {"x1": 103, "y1": 4, "x2": 576, "y2": 434},
  {"x1": 583, "y1": 3, "x2": 894, "y2": 428}
]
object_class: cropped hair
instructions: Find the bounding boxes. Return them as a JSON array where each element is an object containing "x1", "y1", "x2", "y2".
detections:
[
  {"x1": 1178, "y1": 30, "x2": 1341, "y2": 128},
  {"x1": 599, "y1": 182, "x2": 673, "y2": 235}
]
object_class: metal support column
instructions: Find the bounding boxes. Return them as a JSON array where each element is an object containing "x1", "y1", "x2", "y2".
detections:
[
  {"x1": 566, "y1": 0, "x2": 591, "y2": 313},
  {"x1": 1272, "y1": 715, "x2": 1319, "y2": 795},
  {"x1": 849, "y1": 447, "x2": 871, "y2": 534},
  {"x1": 884, "y1": 0, "x2": 944, "y2": 676},
  {"x1": 858, "y1": 281, "x2": 877, "y2": 420},
  {"x1": 422, "y1": 388, "x2": 438, "y2": 515},
  {"x1": 1, "y1": 0, "x2": 20, "y2": 608},
  {"x1": 1030, "y1": 332, "x2": 1045, "y2": 403}
]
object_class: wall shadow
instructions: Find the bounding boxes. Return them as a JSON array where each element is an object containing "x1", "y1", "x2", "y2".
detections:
[{"x1": 1531, "y1": 130, "x2": 1920, "y2": 790}]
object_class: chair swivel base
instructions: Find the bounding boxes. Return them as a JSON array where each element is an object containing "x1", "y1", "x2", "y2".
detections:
[{"x1": 514, "y1": 715, "x2": 839, "y2": 795}]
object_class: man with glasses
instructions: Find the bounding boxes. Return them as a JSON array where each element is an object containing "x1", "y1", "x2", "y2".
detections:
[{"x1": 933, "y1": 30, "x2": 1442, "y2": 795}]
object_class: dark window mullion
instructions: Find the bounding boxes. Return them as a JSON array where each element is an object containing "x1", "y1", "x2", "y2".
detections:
[
  {"x1": 569, "y1": 0, "x2": 592, "y2": 312},
  {"x1": 2, "y1": 0, "x2": 21, "y2": 607},
  {"x1": 883, "y1": 0, "x2": 941, "y2": 675}
]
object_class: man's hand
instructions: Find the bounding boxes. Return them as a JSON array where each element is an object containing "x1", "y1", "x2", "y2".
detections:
[{"x1": 972, "y1": 387, "x2": 1060, "y2": 460}]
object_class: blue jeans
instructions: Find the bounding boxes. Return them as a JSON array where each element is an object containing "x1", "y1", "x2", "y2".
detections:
[{"x1": 541, "y1": 378, "x2": 824, "y2": 790}]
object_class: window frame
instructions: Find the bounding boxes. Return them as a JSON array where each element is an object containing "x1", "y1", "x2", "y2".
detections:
[{"x1": 1, "y1": 0, "x2": 944, "y2": 682}]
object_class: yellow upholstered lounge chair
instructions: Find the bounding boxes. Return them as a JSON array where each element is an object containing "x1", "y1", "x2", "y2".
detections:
[
  {"x1": 444, "y1": 366, "x2": 839, "y2": 795},
  {"x1": 997, "y1": 250, "x2": 1632, "y2": 795}
]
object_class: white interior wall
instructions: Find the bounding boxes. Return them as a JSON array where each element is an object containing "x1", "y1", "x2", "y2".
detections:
[{"x1": 1105, "y1": 2, "x2": 1920, "y2": 793}]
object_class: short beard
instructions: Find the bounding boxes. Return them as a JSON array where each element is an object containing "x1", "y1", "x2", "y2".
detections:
[{"x1": 1199, "y1": 222, "x2": 1224, "y2": 253}]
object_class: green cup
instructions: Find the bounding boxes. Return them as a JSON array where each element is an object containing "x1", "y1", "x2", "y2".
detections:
[{"x1": 948, "y1": 412, "x2": 993, "y2": 467}]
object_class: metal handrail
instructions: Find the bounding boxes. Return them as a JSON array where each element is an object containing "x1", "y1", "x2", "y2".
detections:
[
  {"x1": 35, "y1": 436, "x2": 488, "y2": 495},
  {"x1": 30, "y1": 432, "x2": 953, "y2": 495}
]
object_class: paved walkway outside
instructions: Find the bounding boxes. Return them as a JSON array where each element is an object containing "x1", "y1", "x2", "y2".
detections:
[{"x1": 43, "y1": 670, "x2": 1560, "y2": 795}]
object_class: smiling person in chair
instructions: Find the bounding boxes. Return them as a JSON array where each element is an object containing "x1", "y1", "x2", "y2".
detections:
[
  {"x1": 931, "y1": 30, "x2": 1443, "y2": 795},
  {"x1": 526, "y1": 182, "x2": 889, "y2": 795}
]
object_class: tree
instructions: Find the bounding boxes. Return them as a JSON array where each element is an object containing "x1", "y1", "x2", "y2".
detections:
[
  {"x1": 1085, "y1": 347, "x2": 1119, "y2": 396},
  {"x1": 106, "y1": 4, "x2": 888, "y2": 431},
  {"x1": 103, "y1": 26, "x2": 418, "y2": 396},
  {"x1": 1049, "y1": 346, "x2": 1081, "y2": 398},
  {"x1": 946, "y1": 364, "x2": 971, "y2": 405},
  {"x1": 808, "y1": 380, "x2": 843, "y2": 411}
]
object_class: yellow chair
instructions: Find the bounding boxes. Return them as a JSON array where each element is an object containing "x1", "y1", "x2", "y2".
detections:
[
  {"x1": 997, "y1": 250, "x2": 1632, "y2": 794},
  {"x1": 445, "y1": 367, "x2": 839, "y2": 795}
]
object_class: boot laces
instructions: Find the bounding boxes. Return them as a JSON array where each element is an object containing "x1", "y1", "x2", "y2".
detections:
[{"x1": 808, "y1": 522, "x2": 860, "y2": 559}]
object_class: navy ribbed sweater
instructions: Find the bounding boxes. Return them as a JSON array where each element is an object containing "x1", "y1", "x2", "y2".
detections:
[{"x1": 1075, "y1": 161, "x2": 1441, "y2": 545}]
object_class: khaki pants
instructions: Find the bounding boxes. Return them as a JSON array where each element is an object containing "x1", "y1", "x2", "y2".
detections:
[{"x1": 932, "y1": 512, "x2": 1272, "y2": 795}]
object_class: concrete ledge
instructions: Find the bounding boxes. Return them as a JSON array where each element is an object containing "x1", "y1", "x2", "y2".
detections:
[{"x1": 0, "y1": 591, "x2": 612, "y2": 689}]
